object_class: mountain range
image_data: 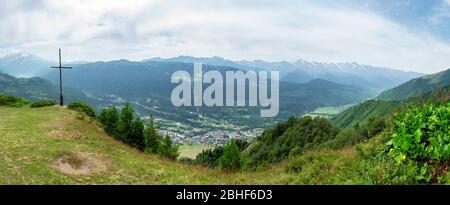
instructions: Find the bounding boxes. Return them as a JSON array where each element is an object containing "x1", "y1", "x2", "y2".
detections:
[
  {"x1": 0, "y1": 50, "x2": 430, "y2": 143},
  {"x1": 147, "y1": 56, "x2": 423, "y2": 92},
  {"x1": 42, "y1": 60, "x2": 373, "y2": 134},
  {"x1": 377, "y1": 68, "x2": 450, "y2": 101},
  {"x1": 0, "y1": 51, "x2": 423, "y2": 93},
  {"x1": 332, "y1": 69, "x2": 450, "y2": 128},
  {"x1": 0, "y1": 51, "x2": 52, "y2": 78}
]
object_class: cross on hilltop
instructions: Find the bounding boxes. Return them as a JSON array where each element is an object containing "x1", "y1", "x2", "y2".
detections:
[{"x1": 51, "y1": 49, "x2": 72, "y2": 106}]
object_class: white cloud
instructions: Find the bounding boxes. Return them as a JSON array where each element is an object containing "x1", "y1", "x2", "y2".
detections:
[{"x1": 0, "y1": 0, "x2": 450, "y2": 73}]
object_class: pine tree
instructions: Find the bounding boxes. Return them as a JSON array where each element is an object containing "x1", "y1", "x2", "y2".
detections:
[
  {"x1": 219, "y1": 140, "x2": 242, "y2": 171},
  {"x1": 157, "y1": 136, "x2": 179, "y2": 160},
  {"x1": 129, "y1": 119, "x2": 145, "y2": 151},
  {"x1": 144, "y1": 115, "x2": 160, "y2": 153},
  {"x1": 118, "y1": 103, "x2": 134, "y2": 142},
  {"x1": 98, "y1": 106, "x2": 120, "y2": 137}
]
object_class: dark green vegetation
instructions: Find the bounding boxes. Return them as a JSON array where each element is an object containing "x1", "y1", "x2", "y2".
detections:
[
  {"x1": 377, "y1": 68, "x2": 450, "y2": 101},
  {"x1": 218, "y1": 140, "x2": 244, "y2": 171},
  {"x1": 68, "y1": 101, "x2": 97, "y2": 118},
  {"x1": 332, "y1": 84, "x2": 450, "y2": 129},
  {"x1": 247, "y1": 117, "x2": 339, "y2": 165},
  {"x1": 188, "y1": 115, "x2": 386, "y2": 171},
  {"x1": 192, "y1": 101, "x2": 450, "y2": 184},
  {"x1": 246, "y1": 115, "x2": 387, "y2": 167},
  {"x1": 99, "y1": 104, "x2": 179, "y2": 160},
  {"x1": 0, "y1": 95, "x2": 29, "y2": 107},
  {"x1": 30, "y1": 99, "x2": 57, "y2": 108},
  {"x1": 332, "y1": 100, "x2": 399, "y2": 128},
  {"x1": 387, "y1": 103, "x2": 450, "y2": 183},
  {"x1": 186, "y1": 139, "x2": 248, "y2": 169},
  {"x1": 0, "y1": 91, "x2": 449, "y2": 184}
]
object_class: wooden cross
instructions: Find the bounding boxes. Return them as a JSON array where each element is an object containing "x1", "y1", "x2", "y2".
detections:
[{"x1": 51, "y1": 48, "x2": 72, "y2": 106}]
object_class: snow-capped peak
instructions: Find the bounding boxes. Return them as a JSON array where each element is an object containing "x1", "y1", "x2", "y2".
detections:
[{"x1": 0, "y1": 49, "x2": 32, "y2": 60}]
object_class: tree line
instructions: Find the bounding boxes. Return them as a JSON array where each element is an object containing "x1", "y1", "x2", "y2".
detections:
[{"x1": 98, "y1": 103, "x2": 179, "y2": 160}]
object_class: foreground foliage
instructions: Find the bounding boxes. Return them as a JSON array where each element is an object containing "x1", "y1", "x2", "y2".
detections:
[
  {"x1": 387, "y1": 102, "x2": 450, "y2": 183},
  {"x1": 0, "y1": 95, "x2": 29, "y2": 107},
  {"x1": 68, "y1": 101, "x2": 96, "y2": 118},
  {"x1": 30, "y1": 99, "x2": 57, "y2": 108}
]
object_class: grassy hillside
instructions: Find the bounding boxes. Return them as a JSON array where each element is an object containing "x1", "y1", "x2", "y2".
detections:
[
  {"x1": 0, "y1": 105, "x2": 363, "y2": 184},
  {"x1": 2, "y1": 103, "x2": 450, "y2": 184},
  {"x1": 332, "y1": 84, "x2": 450, "y2": 128},
  {"x1": 0, "y1": 73, "x2": 91, "y2": 104},
  {"x1": 331, "y1": 100, "x2": 399, "y2": 128},
  {"x1": 377, "y1": 68, "x2": 450, "y2": 101}
]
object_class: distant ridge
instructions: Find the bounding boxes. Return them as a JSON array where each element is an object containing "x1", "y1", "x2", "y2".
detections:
[
  {"x1": 377, "y1": 68, "x2": 450, "y2": 101},
  {"x1": 146, "y1": 56, "x2": 423, "y2": 92}
]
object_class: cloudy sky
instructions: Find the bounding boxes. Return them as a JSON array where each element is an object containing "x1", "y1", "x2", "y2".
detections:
[{"x1": 0, "y1": 0, "x2": 450, "y2": 73}]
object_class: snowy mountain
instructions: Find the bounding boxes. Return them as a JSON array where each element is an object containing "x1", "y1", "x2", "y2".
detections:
[
  {"x1": 146, "y1": 56, "x2": 424, "y2": 93},
  {"x1": 0, "y1": 50, "x2": 52, "y2": 78}
]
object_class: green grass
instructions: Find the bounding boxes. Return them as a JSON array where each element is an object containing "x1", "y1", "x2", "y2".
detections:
[
  {"x1": 178, "y1": 144, "x2": 213, "y2": 159},
  {"x1": 332, "y1": 100, "x2": 399, "y2": 128},
  {"x1": 304, "y1": 105, "x2": 351, "y2": 119},
  {"x1": 0, "y1": 106, "x2": 414, "y2": 184},
  {"x1": 0, "y1": 106, "x2": 338, "y2": 184},
  {"x1": 30, "y1": 99, "x2": 57, "y2": 108}
]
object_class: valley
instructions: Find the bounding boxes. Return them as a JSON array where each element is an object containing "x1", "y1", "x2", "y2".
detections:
[
  {"x1": 0, "y1": 53, "x2": 426, "y2": 147},
  {"x1": 1, "y1": 53, "x2": 450, "y2": 184}
]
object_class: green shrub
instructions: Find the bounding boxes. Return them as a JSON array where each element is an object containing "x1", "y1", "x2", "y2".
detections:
[
  {"x1": 387, "y1": 103, "x2": 450, "y2": 183},
  {"x1": 67, "y1": 101, "x2": 96, "y2": 118},
  {"x1": 0, "y1": 95, "x2": 29, "y2": 107},
  {"x1": 30, "y1": 99, "x2": 57, "y2": 108},
  {"x1": 98, "y1": 103, "x2": 179, "y2": 159},
  {"x1": 98, "y1": 106, "x2": 120, "y2": 136},
  {"x1": 195, "y1": 146, "x2": 224, "y2": 168},
  {"x1": 157, "y1": 136, "x2": 179, "y2": 160},
  {"x1": 219, "y1": 140, "x2": 243, "y2": 171},
  {"x1": 144, "y1": 115, "x2": 161, "y2": 154}
]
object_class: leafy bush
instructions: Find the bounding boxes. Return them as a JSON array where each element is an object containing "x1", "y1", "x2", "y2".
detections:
[
  {"x1": 0, "y1": 95, "x2": 29, "y2": 107},
  {"x1": 68, "y1": 101, "x2": 96, "y2": 118},
  {"x1": 127, "y1": 119, "x2": 146, "y2": 151},
  {"x1": 195, "y1": 146, "x2": 224, "y2": 168},
  {"x1": 157, "y1": 136, "x2": 179, "y2": 160},
  {"x1": 322, "y1": 117, "x2": 387, "y2": 149},
  {"x1": 387, "y1": 103, "x2": 450, "y2": 183},
  {"x1": 98, "y1": 106, "x2": 120, "y2": 136},
  {"x1": 30, "y1": 99, "x2": 57, "y2": 108},
  {"x1": 100, "y1": 104, "x2": 146, "y2": 151},
  {"x1": 219, "y1": 141, "x2": 243, "y2": 171}
]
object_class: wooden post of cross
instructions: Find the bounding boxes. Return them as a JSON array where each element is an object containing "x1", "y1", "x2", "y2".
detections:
[{"x1": 51, "y1": 48, "x2": 72, "y2": 106}]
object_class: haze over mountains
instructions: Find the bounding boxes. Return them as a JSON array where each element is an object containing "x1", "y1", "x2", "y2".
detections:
[
  {"x1": 377, "y1": 68, "x2": 450, "y2": 101},
  {"x1": 0, "y1": 51, "x2": 52, "y2": 78},
  {"x1": 0, "y1": 52, "x2": 423, "y2": 93},
  {"x1": 148, "y1": 56, "x2": 424, "y2": 92},
  {"x1": 0, "y1": 50, "x2": 429, "y2": 144}
]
